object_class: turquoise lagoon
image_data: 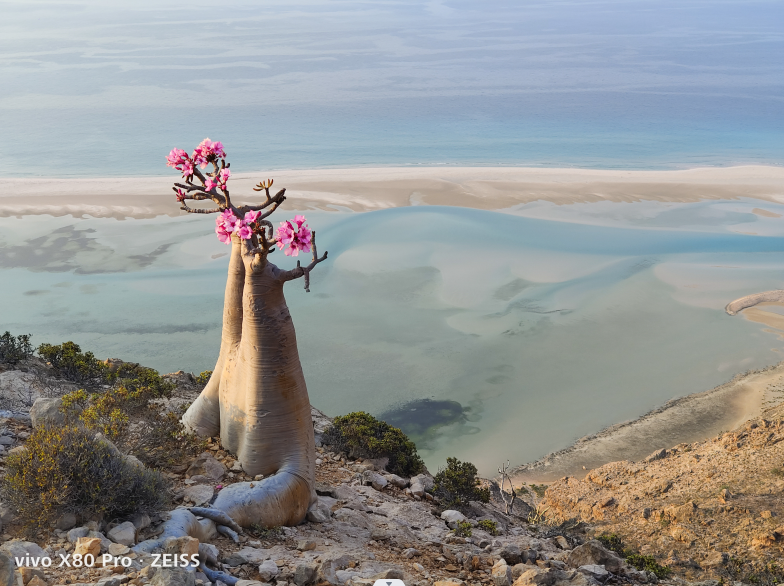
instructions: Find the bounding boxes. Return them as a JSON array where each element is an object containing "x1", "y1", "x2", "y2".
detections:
[{"x1": 3, "y1": 199, "x2": 784, "y2": 474}]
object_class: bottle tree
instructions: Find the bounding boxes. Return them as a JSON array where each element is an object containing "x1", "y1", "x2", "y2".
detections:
[{"x1": 166, "y1": 139, "x2": 327, "y2": 527}]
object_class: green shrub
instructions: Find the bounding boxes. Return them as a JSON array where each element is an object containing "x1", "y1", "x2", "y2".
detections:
[
  {"x1": 195, "y1": 370, "x2": 213, "y2": 387},
  {"x1": 453, "y1": 520, "x2": 472, "y2": 537},
  {"x1": 477, "y1": 519, "x2": 499, "y2": 535},
  {"x1": 322, "y1": 411, "x2": 425, "y2": 477},
  {"x1": 529, "y1": 483, "x2": 548, "y2": 498},
  {"x1": 597, "y1": 533, "x2": 671, "y2": 579},
  {"x1": 0, "y1": 332, "x2": 34, "y2": 365},
  {"x1": 432, "y1": 457, "x2": 490, "y2": 511},
  {"x1": 1, "y1": 425, "x2": 170, "y2": 532},
  {"x1": 61, "y1": 380, "x2": 202, "y2": 469},
  {"x1": 38, "y1": 341, "x2": 108, "y2": 386}
]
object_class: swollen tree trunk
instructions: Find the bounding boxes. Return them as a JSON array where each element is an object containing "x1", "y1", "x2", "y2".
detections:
[{"x1": 181, "y1": 237, "x2": 317, "y2": 527}]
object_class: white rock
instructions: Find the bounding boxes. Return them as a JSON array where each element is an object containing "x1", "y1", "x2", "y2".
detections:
[
  {"x1": 30, "y1": 398, "x2": 65, "y2": 428},
  {"x1": 236, "y1": 547, "x2": 269, "y2": 564},
  {"x1": 384, "y1": 474, "x2": 409, "y2": 488},
  {"x1": 440, "y1": 510, "x2": 467, "y2": 524},
  {"x1": 362, "y1": 471, "x2": 388, "y2": 491},
  {"x1": 578, "y1": 565, "x2": 609, "y2": 579},
  {"x1": 0, "y1": 540, "x2": 46, "y2": 562},
  {"x1": 258, "y1": 559, "x2": 279, "y2": 582},
  {"x1": 183, "y1": 484, "x2": 214, "y2": 506},
  {"x1": 107, "y1": 521, "x2": 137, "y2": 546}
]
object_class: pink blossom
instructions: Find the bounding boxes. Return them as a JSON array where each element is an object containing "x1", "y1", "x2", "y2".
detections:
[
  {"x1": 166, "y1": 148, "x2": 194, "y2": 178},
  {"x1": 204, "y1": 178, "x2": 217, "y2": 192},
  {"x1": 175, "y1": 188, "x2": 187, "y2": 202},
  {"x1": 217, "y1": 168, "x2": 231, "y2": 190},
  {"x1": 275, "y1": 216, "x2": 312, "y2": 257},
  {"x1": 215, "y1": 224, "x2": 232, "y2": 244},
  {"x1": 192, "y1": 138, "x2": 225, "y2": 168},
  {"x1": 244, "y1": 210, "x2": 261, "y2": 224},
  {"x1": 165, "y1": 148, "x2": 187, "y2": 168},
  {"x1": 238, "y1": 223, "x2": 253, "y2": 239}
]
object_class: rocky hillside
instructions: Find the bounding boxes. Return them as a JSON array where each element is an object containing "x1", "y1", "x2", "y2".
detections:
[
  {"x1": 543, "y1": 401, "x2": 784, "y2": 585},
  {"x1": 0, "y1": 357, "x2": 782, "y2": 586}
]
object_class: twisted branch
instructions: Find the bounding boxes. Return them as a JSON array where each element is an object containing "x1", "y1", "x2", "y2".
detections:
[{"x1": 279, "y1": 231, "x2": 328, "y2": 292}]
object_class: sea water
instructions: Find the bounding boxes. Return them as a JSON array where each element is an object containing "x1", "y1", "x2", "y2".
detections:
[
  {"x1": 1, "y1": 0, "x2": 783, "y2": 174},
  {"x1": 3, "y1": 199, "x2": 784, "y2": 474}
]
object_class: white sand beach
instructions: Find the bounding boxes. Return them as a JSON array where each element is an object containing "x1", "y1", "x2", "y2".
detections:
[{"x1": 5, "y1": 165, "x2": 784, "y2": 218}]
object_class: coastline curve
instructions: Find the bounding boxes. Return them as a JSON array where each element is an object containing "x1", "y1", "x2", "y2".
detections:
[{"x1": 725, "y1": 290, "x2": 784, "y2": 315}]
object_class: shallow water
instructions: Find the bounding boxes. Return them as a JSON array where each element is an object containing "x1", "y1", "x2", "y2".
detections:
[{"x1": 3, "y1": 199, "x2": 784, "y2": 474}]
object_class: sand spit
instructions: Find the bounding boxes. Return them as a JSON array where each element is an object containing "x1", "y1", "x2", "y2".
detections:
[
  {"x1": 726, "y1": 290, "x2": 784, "y2": 315},
  {"x1": 6, "y1": 165, "x2": 784, "y2": 219},
  {"x1": 509, "y1": 362, "x2": 784, "y2": 484}
]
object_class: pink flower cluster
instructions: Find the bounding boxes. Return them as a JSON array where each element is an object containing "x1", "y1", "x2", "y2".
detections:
[
  {"x1": 215, "y1": 209, "x2": 262, "y2": 244},
  {"x1": 275, "y1": 215, "x2": 312, "y2": 257},
  {"x1": 193, "y1": 138, "x2": 225, "y2": 168},
  {"x1": 165, "y1": 138, "x2": 226, "y2": 180},
  {"x1": 205, "y1": 168, "x2": 231, "y2": 192},
  {"x1": 165, "y1": 148, "x2": 194, "y2": 177}
]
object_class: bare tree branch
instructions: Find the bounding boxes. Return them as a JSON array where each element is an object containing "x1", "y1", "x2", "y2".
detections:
[
  {"x1": 278, "y1": 231, "x2": 328, "y2": 292},
  {"x1": 180, "y1": 204, "x2": 222, "y2": 214}
]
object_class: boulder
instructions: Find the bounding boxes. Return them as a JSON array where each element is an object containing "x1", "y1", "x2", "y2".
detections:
[
  {"x1": 130, "y1": 513, "x2": 151, "y2": 530},
  {"x1": 410, "y1": 474, "x2": 434, "y2": 497},
  {"x1": 440, "y1": 510, "x2": 467, "y2": 525},
  {"x1": 258, "y1": 560, "x2": 279, "y2": 582},
  {"x1": 0, "y1": 541, "x2": 46, "y2": 561},
  {"x1": 107, "y1": 544, "x2": 130, "y2": 556},
  {"x1": 513, "y1": 567, "x2": 556, "y2": 586},
  {"x1": 150, "y1": 568, "x2": 195, "y2": 586},
  {"x1": 18, "y1": 568, "x2": 45, "y2": 585},
  {"x1": 74, "y1": 537, "x2": 101, "y2": 558},
  {"x1": 362, "y1": 471, "x2": 388, "y2": 491},
  {"x1": 493, "y1": 560, "x2": 512, "y2": 586},
  {"x1": 369, "y1": 568, "x2": 404, "y2": 580},
  {"x1": 182, "y1": 485, "x2": 214, "y2": 506},
  {"x1": 499, "y1": 544, "x2": 523, "y2": 565},
  {"x1": 87, "y1": 530, "x2": 114, "y2": 552},
  {"x1": 384, "y1": 474, "x2": 409, "y2": 488},
  {"x1": 26, "y1": 577, "x2": 46, "y2": 586},
  {"x1": 306, "y1": 498, "x2": 332, "y2": 524},
  {"x1": 565, "y1": 541, "x2": 625, "y2": 574},
  {"x1": 29, "y1": 398, "x2": 65, "y2": 429},
  {"x1": 318, "y1": 554, "x2": 354, "y2": 585},
  {"x1": 577, "y1": 565, "x2": 609, "y2": 579},
  {"x1": 293, "y1": 562, "x2": 318, "y2": 586},
  {"x1": 67, "y1": 527, "x2": 90, "y2": 543},
  {"x1": 108, "y1": 521, "x2": 137, "y2": 546},
  {"x1": 0, "y1": 554, "x2": 13, "y2": 586},
  {"x1": 185, "y1": 455, "x2": 226, "y2": 482},
  {"x1": 235, "y1": 547, "x2": 268, "y2": 564}
]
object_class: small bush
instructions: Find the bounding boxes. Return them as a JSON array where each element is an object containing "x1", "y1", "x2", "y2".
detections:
[
  {"x1": 195, "y1": 370, "x2": 213, "y2": 387},
  {"x1": 477, "y1": 519, "x2": 499, "y2": 535},
  {"x1": 322, "y1": 411, "x2": 425, "y2": 477},
  {"x1": 38, "y1": 341, "x2": 108, "y2": 386},
  {"x1": 61, "y1": 379, "x2": 202, "y2": 469},
  {"x1": 1, "y1": 425, "x2": 169, "y2": 532},
  {"x1": 453, "y1": 520, "x2": 472, "y2": 537},
  {"x1": 432, "y1": 457, "x2": 490, "y2": 511},
  {"x1": 0, "y1": 332, "x2": 34, "y2": 365},
  {"x1": 529, "y1": 483, "x2": 548, "y2": 498},
  {"x1": 597, "y1": 533, "x2": 671, "y2": 579}
]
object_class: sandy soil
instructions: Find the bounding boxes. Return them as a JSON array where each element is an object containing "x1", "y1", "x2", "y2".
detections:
[
  {"x1": 6, "y1": 165, "x2": 784, "y2": 219},
  {"x1": 509, "y1": 362, "x2": 784, "y2": 484}
]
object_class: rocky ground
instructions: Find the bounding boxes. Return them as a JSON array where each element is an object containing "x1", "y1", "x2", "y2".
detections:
[
  {"x1": 543, "y1": 401, "x2": 784, "y2": 584},
  {"x1": 0, "y1": 361, "x2": 781, "y2": 586}
]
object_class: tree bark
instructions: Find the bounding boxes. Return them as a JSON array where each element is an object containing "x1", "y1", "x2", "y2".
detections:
[{"x1": 180, "y1": 236, "x2": 316, "y2": 527}]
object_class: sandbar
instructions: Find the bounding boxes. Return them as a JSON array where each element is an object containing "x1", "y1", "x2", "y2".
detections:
[{"x1": 5, "y1": 165, "x2": 784, "y2": 219}]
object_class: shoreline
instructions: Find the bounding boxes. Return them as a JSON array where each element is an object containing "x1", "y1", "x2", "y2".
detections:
[
  {"x1": 509, "y1": 361, "x2": 784, "y2": 484},
  {"x1": 5, "y1": 164, "x2": 784, "y2": 219}
]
